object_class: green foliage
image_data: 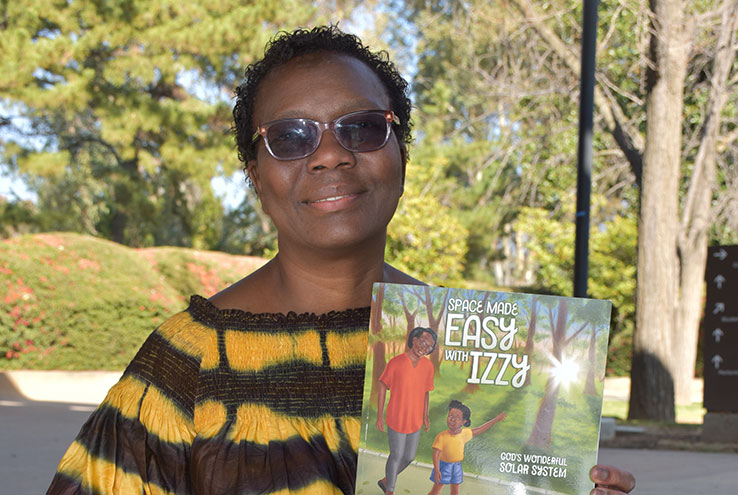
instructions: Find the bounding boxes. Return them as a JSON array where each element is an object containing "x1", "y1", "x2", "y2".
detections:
[
  {"x1": 0, "y1": 232, "x2": 264, "y2": 369},
  {"x1": 0, "y1": 197, "x2": 43, "y2": 237},
  {"x1": 514, "y1": 195, "x2": 637, "y2": 375},
  {"x1": 0, "y1": 0, "x2": 315, "y2": 249},
  {"x1": 216, "y1": 193, "x2": 278, "y2": 257},
  {"x1": 386, "y1": 161, "x2": 468, "y2": 285}
]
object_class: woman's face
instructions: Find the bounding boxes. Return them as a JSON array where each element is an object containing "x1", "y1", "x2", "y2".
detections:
[
  {"x1": 248, "y1": 53, "x2": 406, "y2": 255},
  {"x1": 411, "y1": 331, "x2": 435, "y2": 359}
]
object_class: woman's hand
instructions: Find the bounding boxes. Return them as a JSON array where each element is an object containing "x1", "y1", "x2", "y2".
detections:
[{"x1": 590, "y1": 464, "x2": 635, "y2": 494}]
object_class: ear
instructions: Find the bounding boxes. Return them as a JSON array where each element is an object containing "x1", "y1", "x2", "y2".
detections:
[{"x1": 246, "y1": 161, "x2": 267, "y2": 212}]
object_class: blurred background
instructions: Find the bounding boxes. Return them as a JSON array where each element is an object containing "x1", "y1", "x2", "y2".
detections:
[{"x1": 1, "y1": 0, "x2": 737, "y2": 438}]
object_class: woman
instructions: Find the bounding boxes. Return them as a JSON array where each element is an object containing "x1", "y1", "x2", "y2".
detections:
[
  {"x1": 376, "y1": 327, "x2": 437, "y2": 494},
  {"x1": 46, "y1": 26, "x2": 635, "y2": 495}
]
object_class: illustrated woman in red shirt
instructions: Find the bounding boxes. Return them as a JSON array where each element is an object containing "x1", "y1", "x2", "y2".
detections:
[{"x1": 376, "y1": 326, "x2": 438, "y2": 495}]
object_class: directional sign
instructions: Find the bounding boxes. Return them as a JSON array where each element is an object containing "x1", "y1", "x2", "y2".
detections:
[
  {"x1": 704, "y1": 245, "x2": 738, "y2": 411},
  {"x1": 713, "y1": 248, "x2": 728, "y2": 261}
]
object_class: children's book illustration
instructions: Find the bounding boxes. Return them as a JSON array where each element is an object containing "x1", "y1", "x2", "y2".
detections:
[{"x1": 356, "y1": 284, "x2": 612, "y2": 495}]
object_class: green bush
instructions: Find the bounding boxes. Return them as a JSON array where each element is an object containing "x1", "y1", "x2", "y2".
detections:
[{"x1": 1, "y1": 233, "x2": 264, "y2": 370}]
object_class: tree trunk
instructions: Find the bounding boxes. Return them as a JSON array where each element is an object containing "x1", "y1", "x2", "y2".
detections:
[
  {"x1": 584, "y1": 327, "x2": 597, "y2": 395},
  {"x1": 674, "y1": 0, "x2": 738, "y2": 405},
  {"x1": 527, "y1": 376, "x2": 559, "y2": 448},
  {"x1": 528, "y1": 299, "x2": 568, "y2": 446},
  {"x1": 629, "y1": 0, "x2": 691, "y2": 421},
  {"x1": 423, "y1": 286, "x2": 449, "y2": 374},
  {"x1": 510, "y1": 0, "x2": 736, "y2": 418},
  {"x1": 370, "y1": 284, "x2": 386, "y2": 405}
]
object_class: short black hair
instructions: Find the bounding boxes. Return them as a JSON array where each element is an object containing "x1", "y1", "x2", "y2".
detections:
[
  {"x1": 407, "y1": 326, "x2": 437, "y2": 353},
  {"x1": 449, "y1": 399, "x2": 472, "y2": 427},
  {"x1": 233, "y1": 25, "x2": 412, "y2": 164}
]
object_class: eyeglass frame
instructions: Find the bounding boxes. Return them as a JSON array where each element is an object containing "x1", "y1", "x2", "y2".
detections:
[{"x1": 251, "y1": 109, "x2": 400, "y2": 161}]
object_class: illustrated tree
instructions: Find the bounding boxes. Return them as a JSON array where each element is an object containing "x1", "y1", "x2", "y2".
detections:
[
  {"x1": 523, "y1": 295, "x2": 540, "y2": 386},
  {"x1": 413, "y1": 285, "x2": 450, "y2": 373},
  {"x1": 398, "y1": 286, "x2": 420, "y2": 335},
  {"x1": 527, "y1": 298, "x2": 593, "y2": 448},
  {"x1": 369, "y1": 283, "x2": 387, "y2": 405},
  {"x1": 583, "y1": 324, "x2": 604, "y2": 396}
]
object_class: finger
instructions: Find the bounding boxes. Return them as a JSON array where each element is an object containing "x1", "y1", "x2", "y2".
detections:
[
  {"x1": 590, "y1": 465, "x2": 635, "y2": 493},
  {"x1": 590, "y1": 486, "x2": 635, "y2": 495},
  {"x1": 591, "y1": 487, "x2": 623, "y2": 495}
]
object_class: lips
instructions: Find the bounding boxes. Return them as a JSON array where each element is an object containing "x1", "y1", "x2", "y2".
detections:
[
  {"x1": 312, "y1": 194, "x2": 354, "y2": 203},
  {"x1": 304, "y1": 189, "x2": 364, "y2": 212}
]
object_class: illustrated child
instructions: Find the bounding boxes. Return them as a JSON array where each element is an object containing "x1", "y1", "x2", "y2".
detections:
[{"x1": 428, "y1": 400, "x2": 507, "y2": 495}]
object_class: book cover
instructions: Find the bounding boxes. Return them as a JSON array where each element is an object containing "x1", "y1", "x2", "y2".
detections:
[{"x1": 355, "y1": 283, "x2": 612, "y2": 495}]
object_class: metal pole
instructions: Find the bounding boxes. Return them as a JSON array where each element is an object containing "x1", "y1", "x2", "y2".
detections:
[{"x1": 574, "y1": 0, "x2": 599, "y2": 298}]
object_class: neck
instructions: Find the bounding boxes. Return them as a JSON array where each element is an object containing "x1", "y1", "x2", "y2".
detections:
[
  {"x1": 210, "y1": 231, "x2": 424, "y2": 315},
  {"x1": 266, "y1": 241, "x2": 388, "y2": 314},
  {"x1": 405, "y1": 348, "x2": 422, "y2": 365}
]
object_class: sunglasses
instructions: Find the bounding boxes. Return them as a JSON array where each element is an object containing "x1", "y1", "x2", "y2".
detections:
[{"x1": 253, "y1": 109, "x2": 399, "y2": 161}]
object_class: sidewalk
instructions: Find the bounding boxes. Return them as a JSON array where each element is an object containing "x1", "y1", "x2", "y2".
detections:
[
  {"x1": 1, "y1": 371, "x2": 735, "y2": 495},
  {"x1": 597, "y1": 447, "x2": 737, "y2": 495}
]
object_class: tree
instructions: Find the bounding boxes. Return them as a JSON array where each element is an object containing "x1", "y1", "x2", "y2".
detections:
[
  {"x1": 385, "y1": 161, "x2": 469, "y2": 285},
  {"x1": 506, "y1": 0, "x2": 738, "y2": 417},
  {"x1": 514, "y1": 196, "x2": 638, "y2": 375},
  {"x1": 0, "y1": 0, "x2": 315, "y2": 248},
  {"x1": 386, "y1": 0, "x2": 642, "y2": 297},
  {"x1": 393, "y1": 0, "x2": 737, "y2": 418}
]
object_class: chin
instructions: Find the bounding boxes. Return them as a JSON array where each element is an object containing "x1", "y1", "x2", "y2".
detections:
[{"x1": 306, "y1": 227, "x2": 388, "y2": 252}]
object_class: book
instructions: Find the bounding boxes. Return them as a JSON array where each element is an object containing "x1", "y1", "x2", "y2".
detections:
[{"x1": 355, "y1": 283, "x2": 612, "y2": 495}]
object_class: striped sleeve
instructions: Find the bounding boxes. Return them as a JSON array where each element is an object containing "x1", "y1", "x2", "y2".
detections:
[{"x1": 46, "y1": 312, "x2": 204, "y2": 495}]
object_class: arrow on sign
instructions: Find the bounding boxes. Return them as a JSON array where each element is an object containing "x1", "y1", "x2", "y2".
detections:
[
  {"x1": 713, "y1": 249, "x2": 728, "y2": 261},
  {"x1": 713, "y1": 302, "x2": 725, "y2": 314},
  {"x1": 713, "y1": 328, "x2": 724, "y2": 343},
  {"x1": 712, "y1": 355, "x2": 723, "y2": 369},
  {"x1": 714, "y1": 274, "x2": 726, "y2": 289}
]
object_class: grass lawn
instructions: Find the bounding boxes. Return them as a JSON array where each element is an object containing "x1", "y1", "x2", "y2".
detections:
[{"x1": 602, "y1": 399, "x2": 705, "y2": 424}]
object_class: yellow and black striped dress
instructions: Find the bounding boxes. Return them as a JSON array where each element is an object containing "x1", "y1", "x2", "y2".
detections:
[{"x1": 46, "y1": 295, "x2": 370, "y2": 495}]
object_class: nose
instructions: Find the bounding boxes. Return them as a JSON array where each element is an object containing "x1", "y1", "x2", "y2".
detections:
[{"x1": 306, "y1": 128, "x2": 356, "y2": 171}]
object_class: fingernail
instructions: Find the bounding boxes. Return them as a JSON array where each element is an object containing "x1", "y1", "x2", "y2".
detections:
[
  {"x1": 593, "y1": 467, "x2": 609, "y2": 481},
  {"x1": 593, "y1": 489, "x2": 607, "y2": 495}
]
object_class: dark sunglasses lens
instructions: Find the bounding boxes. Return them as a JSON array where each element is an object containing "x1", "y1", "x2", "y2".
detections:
[
  {"x1": 266, "y1": 120, "x2": 317, "y2": 159},
  {"x1": 336, "y1": 113, "x2": 389, "y2": 151}
]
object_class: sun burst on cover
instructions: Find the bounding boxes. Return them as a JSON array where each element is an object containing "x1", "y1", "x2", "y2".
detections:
[{"x1": 548, "y1": 354, "x2": 580, "y2": 389}]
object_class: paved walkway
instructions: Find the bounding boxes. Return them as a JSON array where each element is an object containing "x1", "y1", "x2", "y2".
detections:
[
  {"x1": 1, "y1": 372, "x2": 734, "y2": 495},
  {"x1": 598, "y1": 447, "x2": 737, "y2": 495}
]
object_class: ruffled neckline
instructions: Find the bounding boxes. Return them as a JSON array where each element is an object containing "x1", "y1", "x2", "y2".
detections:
[{"x1": 186, "y1": 294, "x2": 371, "y2": 330}]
